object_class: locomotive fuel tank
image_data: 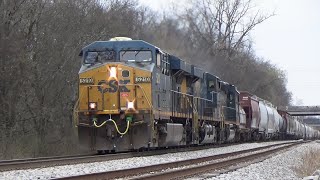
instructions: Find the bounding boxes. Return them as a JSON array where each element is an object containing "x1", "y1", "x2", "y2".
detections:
[{"x1": 158, "y1": 123, "x2": 184, "y2": 146}]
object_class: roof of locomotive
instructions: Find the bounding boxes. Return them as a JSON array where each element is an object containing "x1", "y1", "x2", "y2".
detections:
[
  {"x1": 169, "y1": 55, "x2": 192, "y2": 74},
  {"x1": 170, "y1": 55, "x2": 209, "y2": 80},
  {"x1": 79, "y1": 40, "x2": 160, "y2": 56},
  {"x1": 79, "y1": 39, "x2": 228, "y2": 85},
  {"x1": 192, "y1": 65, "x2": 220, "y2": 81}
]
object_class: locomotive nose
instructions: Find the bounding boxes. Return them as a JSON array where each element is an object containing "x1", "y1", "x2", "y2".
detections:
[{"x1": 78, "y1": 63, "x2": 151, "y2": 115}]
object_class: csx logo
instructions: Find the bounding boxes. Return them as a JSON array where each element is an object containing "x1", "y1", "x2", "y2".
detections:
[{"x1": 98, "y1": 80, "x2": 130, "y2": 93}]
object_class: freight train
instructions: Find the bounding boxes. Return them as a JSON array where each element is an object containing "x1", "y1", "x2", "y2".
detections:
[{"x1": 75, "y1": 37, "x2": 319, "y2": 152}]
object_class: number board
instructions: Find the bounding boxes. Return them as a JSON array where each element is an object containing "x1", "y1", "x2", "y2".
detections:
[
  {"x1": 135, "y1": 77, "x2": 151, "y2": 83},
  {"x1": 80, "y1": 78, "x2": 94, "y2": 84}
]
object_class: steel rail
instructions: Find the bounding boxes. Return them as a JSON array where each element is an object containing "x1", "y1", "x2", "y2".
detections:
[
  {"x1": 0, "y1": 153, "x2": 134, "y2": 172},
  {"x1": 135, "y1": 141, "x2": 304, "y2": 180},
  {"x1": 0, "y1": 141, "x2": 253, "y2": 171},
  {"x1": 57, "y1": 141, "x2": 303, "y2": 180}
]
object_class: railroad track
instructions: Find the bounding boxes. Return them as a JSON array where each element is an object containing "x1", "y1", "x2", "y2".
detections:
[
  {"x1": 0, "y1": 141, "x2": 246, "y2": 172},
  {"x1": 0, "y1": 153, "x2": 132, "y2": 172},
  {"x1": 56, "y1": 141, "x2": 305, "y2": 180}
]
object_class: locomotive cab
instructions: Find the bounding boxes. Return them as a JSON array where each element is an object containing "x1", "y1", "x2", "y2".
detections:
[{"x1": 76, "y1": 38, "x2": 161, "y2": 151}]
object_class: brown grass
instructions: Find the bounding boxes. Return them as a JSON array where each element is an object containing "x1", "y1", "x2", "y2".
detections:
[{"x1": 293, "y1": 146, "x2": 320, "y2": 178}]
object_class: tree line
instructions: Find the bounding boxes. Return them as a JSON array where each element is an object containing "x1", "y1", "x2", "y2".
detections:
[{"x1": 0, "y1": 0, "x2": 292, "y2": 159}]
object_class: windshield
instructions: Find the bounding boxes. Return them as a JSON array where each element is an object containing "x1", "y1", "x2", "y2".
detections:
[
  {"x1": 84, "y1": 50, "x2": 115, "y2": 64},
  {"x1": 120, "y1": 50, "x2": 152, "y2": 62}
]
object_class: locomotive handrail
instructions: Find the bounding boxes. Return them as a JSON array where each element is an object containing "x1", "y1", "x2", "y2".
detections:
[
  {"x1": 84, "y1": 85, "x2": 103, "y2": 87},
  {"x1": 186, "y1": 95, "x2": 197, "y2": 113},
  {"x1": 73, "y1": 98, "x2": 80, "y2": 127},
  {"x1": 119, "y1": 83, "x2": 153, "y2": 109},
  {"x1": 170, "y1": 90, "x2": 220, "y2": 121},
  {"x1": 170, "y1": 90, "x2": 193, "y2": 97},
  {"x1": 221, "y1": 105, "x2": 237, "y2": 110},
  {"x1": 73, "y1": 85, "x2": 101, "y2": 126},
  {"x1": 221, "y1": 105, "x2": 244, "y2": 126},
  {"x1": 169, "y1": 90, "x2": 215, "y2": 103},
  {"x1": 171, "y1": 91, "x2": 195, "y2": 112},
  {"x1": 193, "y1": 96, "x2": 214, "y2": 102},
  {"x1": 122, "y1": 83, "x2": 155, "y2": 132}
]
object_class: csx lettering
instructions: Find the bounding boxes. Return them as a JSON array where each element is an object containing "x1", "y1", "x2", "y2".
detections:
[
  {"x1": 119, "y1": 80, "x2": 130, "y2": 92},
  {"x1": 108, "y1": 80, "x2": 118, "y2": 93},
  {"x1": 97, "y1": 80, "x2": 130, "y2": 93}
]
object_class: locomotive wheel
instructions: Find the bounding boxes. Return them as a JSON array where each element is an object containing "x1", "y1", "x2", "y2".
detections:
[{"x1": 97, "y1": 150, "x2": 105, "y2": 155}]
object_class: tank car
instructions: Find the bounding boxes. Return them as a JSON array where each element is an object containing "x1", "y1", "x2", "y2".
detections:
[
  {"x1": 258, "y1": 100, "x2": 270, "y2": 140},
  {"x1": 304, "y1": 125, "x2": 313, "y2": 139},
  {"x1": 266, "y1": 103, "x2": 275, "y2": 138},
  {"x1": 275, "y1": 109, "x2": 286, "y2": 139}
]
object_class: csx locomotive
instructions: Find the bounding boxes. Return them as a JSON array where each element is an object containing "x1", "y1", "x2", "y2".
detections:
[{"x1": 75, "y1": 37, "x2": 319, "y2": 152}]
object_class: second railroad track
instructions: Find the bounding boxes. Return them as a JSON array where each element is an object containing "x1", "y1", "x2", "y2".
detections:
[{"x1": 57, "y1": 140, "x2": 306, "y2": 180}]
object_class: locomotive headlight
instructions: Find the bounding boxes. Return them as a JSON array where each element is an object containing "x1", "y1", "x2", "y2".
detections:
[
  {"x1": 89, "y1": 102, "x2": 97, "y2": 110},
  {"x1": 127, "y1": 101, "x2": 135, "y2": 110},
  {"x1": 110, "y1": 67, "x2": 117, "y2": 78}
]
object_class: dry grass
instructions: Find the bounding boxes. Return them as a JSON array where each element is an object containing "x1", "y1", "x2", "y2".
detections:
[{"x1": 294, "y1": 146, "x2": 320, "y2": 178}]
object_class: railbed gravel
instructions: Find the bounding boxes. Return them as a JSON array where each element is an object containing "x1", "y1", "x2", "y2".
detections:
[
  {"x1": 129, "y1": 144, "x2": 292, "y2": 179},
  {"x1": 202, "y1": 141, "x2": 320, "y2": 180},
  {"x1": 0, "y1": 140, "x2": 299, "y2": 180}
]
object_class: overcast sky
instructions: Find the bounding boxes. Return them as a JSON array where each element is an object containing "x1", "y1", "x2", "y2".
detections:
[
  {"x1": 139, "y1": 0, "x2": 320, "y2": 106},
  {"x1": 252, "y1": 0, "x2": 320, "y2": 106}
]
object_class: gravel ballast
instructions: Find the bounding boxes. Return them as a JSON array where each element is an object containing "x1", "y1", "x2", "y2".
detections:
[
  {"x1": 0, "y1": 140, "x2": 300, "y2": 180},
  {"x1": 206, "y1": 141, "x2": 320, "y2": 180}
]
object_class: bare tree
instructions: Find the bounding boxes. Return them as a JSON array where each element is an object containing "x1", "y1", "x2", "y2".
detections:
[
  {"x1": 182, "y1": 0, "x2": 274, "y2": 57},
  {"x1": 0, "y1": 0, "x2": 292, "y2": 159},
  {"x1": 0, "y1": 0, "x2": 150, "y2": 159}
]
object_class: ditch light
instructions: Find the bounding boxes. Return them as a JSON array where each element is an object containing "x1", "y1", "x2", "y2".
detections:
[
  {"x1": 127, "y1": 101, "x2": 135, "y2": 110},
  {"x1": 110, "y1": 66, "x2": 117, "y2": 78},
  {"x1": 89, "y1": 102, "x2": 97, "y2": 110}
]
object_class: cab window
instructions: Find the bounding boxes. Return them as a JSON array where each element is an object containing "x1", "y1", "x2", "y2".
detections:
[
  {"x1": 84, "y1": 52, "x2": 98, "y2": 64},
  {"x1": 97, "y1": 51, "x2": 115, "y2": 62},
  {"x1": 160, "y1": 53, "x2": 170, "y2": 75},
  {"x1": 120, "y1": 50, "x2": 152, "y2": 62},
  {"x1": 157, "y1": 53, "x2": 161, "y2": 67},
  {"x1": 84, "y1": 50, "x2": 115, "y2": 64},
  {"x1": 208, "y1": 80, "x2": 215, "y2": 92}
]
